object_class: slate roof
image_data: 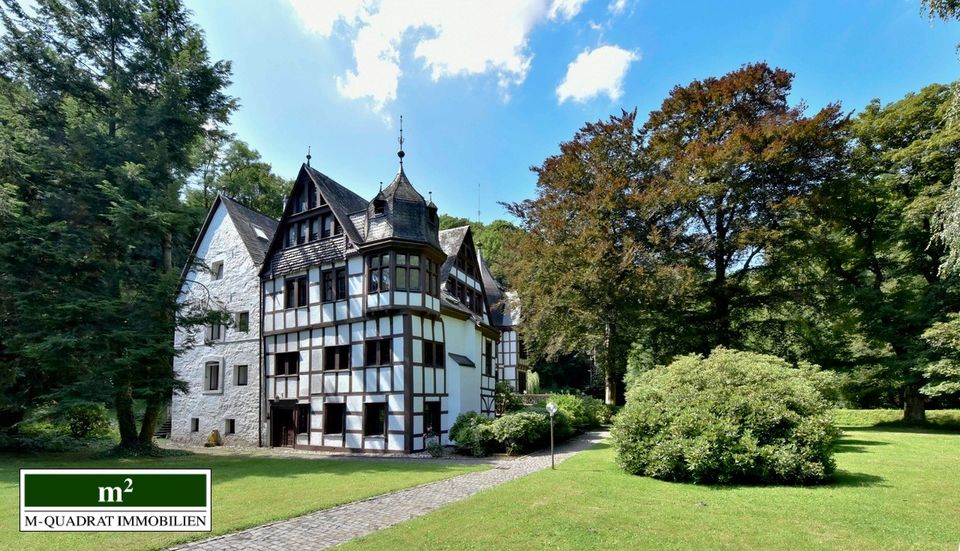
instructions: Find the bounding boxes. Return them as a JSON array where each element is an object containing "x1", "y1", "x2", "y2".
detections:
[
  {"x1": 364, "y1": 167, "x2": 441, "y2": 248},
  {"x1": 220, "y1": 195, "x2": 279, "y2": 265},
  {"x1": 438, "y1": 225, "x2": 469, "y2": 281},
  {"x1": 305, "y1": 165, "x2": 369, "y2": 244},
  {"x1": 448, "y1": 353, "x2": 476, "y2": 367},
  {"x1": 478, "y1": 251, "x2": 514, "y2": 328}
]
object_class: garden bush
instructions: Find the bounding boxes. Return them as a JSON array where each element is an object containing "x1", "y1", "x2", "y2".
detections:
[
  {"x1": 539, "y1": 393, "x2": 605, "y2": 430},
  {"x1": 495, "y1": 381, "x2": 524, "y2": 415},
  {"x1": 490, "y1": 411, "x2": 550, "y2": 455},
  {"x1": 450, "y1": 411, "x2": 496, "y2": 457},
  {"x1": 612, "y1": 348, "x2": 840, "y2": 485}
]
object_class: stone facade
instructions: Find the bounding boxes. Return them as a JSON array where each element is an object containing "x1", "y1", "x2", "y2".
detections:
[{"x1": 171, "y1": 199, "x2": 268, "y2": 447}]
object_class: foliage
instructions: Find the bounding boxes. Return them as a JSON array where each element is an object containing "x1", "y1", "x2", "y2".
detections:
[
  {"x1": 624, "y1": 341, "x2": 655, "y2": 392},
  {"x1": 525, "y1": 371, "x2": 541, "y2": 393},
  {"x1": 503, "y1": 111, "x2": 690, "y2": 404},
  {"x1": 922, "y1": 0, "x2": 960, "y2": 20},
  {"x1": 921, "y1": 313, "x2": 960, "y2": 397},
  {"x1": 540, "y1": 393, "x2": 604, "y2": 431},
  {"x1": 494, "y1": 381, "x2": 524, "y2": 415},
  {"x1": 490, "y1": 411, "x2": 551, "y2": 455},
  {"x1": 612, "y1": 348, "x2": 840, "y2": 484},
  {"x1": 186, "y1": 138, "x2": 292, "y2": 219},
  {"x1": 0, "y1": 0, "x2": 234, "y2": 449},
  {"x1": 527, "y1": 353, "x2": 596, "y2": 394},
  {"x1": 60, "y1": 402, "x2": 112, "y2": 439},
  {"x1": 450, "y1": 411, "x2": 496, "y2": 457},
  {"x1": 831, "y1": 408, "x2": 960, "y2": 430},
  {"x1": 803, "y1": 83, "x2": 960, "y2": 421},
  {"x1": 425, "y1": 436, "x2": 445, "y2": 458},
  {"x1": 642, "y1": 62, "x2": 848, "y2": 351}
]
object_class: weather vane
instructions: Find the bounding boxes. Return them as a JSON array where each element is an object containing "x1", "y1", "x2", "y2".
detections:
[{"x1": 397, "y1": 115, "x2": 405, "y2": 167}]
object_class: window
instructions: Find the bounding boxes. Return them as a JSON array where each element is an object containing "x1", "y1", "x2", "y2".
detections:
[
  {"x1": 206, "y1": 322, "x2": 225, "y2": 342},
  {"x1": 409, "y1": 255, "x2": 421, "y2": 291},
  {"x1": 235, "y1": 365, "x2": 248, "y2": 386},
  {"x1": 423, "y1": 341, "x2": 444, "y2": 368},
  {"x1": 322, "y1": 268, "x2": 348, "y2": 303},
  {"x1": 324, "y1": 403, "x2": 345, "y2": 434},
  {"x1": 297, "y1": 404, "x2": 310, "y2": 434},
  {"x1": 285, "y1": 276, "x2": 308, "y2": 308},
  {"x1": 373, "y1": 199, "x2": 385, "y2": 216},
  {"x1": 367, "y1": 254, "x2": 390, "y2": 293},
  {"x1": 211, "y1": 261, "x2": 224, "y2": 280},
  {"x1": 322, "y1": 215, "x2": 333, "y2": 238},
  {"x1": 225, "y1": 419, "x2": 235, "y2": 435},
  {"x1": 253, "y1": 225, "x2": 268, "y2": 240},
  {"x1": 396, "y1": 253, "x2": 408, "y2": 290},
  {"x1": 364, "y1": 338, "x2": 392, "y2": 367},
  {"x1": 426, "y1": 260, "x2": 439, "y2": 297},
  {"x1": 309, "y1": 217, "x2": 319, "y2": 241},
  {"x1": 204, "y1": 361, "x2": 221, "y2": 392},
  {"x1": 191, "y1": 418, "x2": 199, "y2": 432},
  {"x1": 334, "y1": 220, "x2": 343, "y2": 235},
  {"x1": 295, "y1": 188, "x2": 306, "y2": 213},
  {"x1": 336, "y1": 268, "x2": 347, "y2": 299},
  {"x1": 324, "y1": 345, "x2": 350, "y2": 371},
  {"x1": 364, "y1": 403, "x2": 386, "y2": 436},
  {"x1": 286, "y1": 225, "x2": 296, "y2": 248},
  {"x1": 275, "y1": 352, "x2": 299, "y2": 376},
  {"x1": 307, "y1": 184, "x2": 317, "y2": 210},
  {"x1": 297, "y1": 221, "x2": 308, "y2": 245},
  {"x1": 424, "y1": 401, "x2": 441, "y2": 437},
  {"x1": 236, "y1": 311, "x2": 249, "y2": 333},
  {"x1": 485, "y1": 341, "x2": 494, "y2": 376}
]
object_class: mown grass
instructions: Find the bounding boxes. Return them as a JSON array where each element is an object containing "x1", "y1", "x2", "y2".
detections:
[
  {"x1": 344, "y1": 414, "x2": 960, "y2": 550},
  {"x1": 1, "y1": 451, "x2": 485, "y2": 551},
  {"x1": 832, "y1": 408, "x2": 960, "y2": 430}
]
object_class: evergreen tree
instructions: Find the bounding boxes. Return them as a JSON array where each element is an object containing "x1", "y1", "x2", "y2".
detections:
[{"x1": 0, "y1": 0, "x2": 234, "y2": 450}]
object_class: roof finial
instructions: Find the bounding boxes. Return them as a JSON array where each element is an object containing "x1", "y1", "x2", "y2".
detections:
[
  {"x1": 397, "y1": 115, "x2": 405, "y2": 167},
  {"x1": 428, "y1": 191, "x2": 432, "y2": 203},
  {"x1": 306, "y1": 146, "x2": 312, "y2": 167},
  {"x1": 379, "y1": 181, "x2": 383, "y2": 192}
]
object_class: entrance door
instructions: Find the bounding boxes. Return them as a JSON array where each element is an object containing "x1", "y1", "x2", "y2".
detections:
[{"x1": 271, "y1": 406, "x2": 295, "y2": 447}]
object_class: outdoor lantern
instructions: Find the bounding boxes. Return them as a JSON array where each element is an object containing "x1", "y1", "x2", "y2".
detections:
[{"x1": 546, "y1": 402, "x2": 558, "y2": 469}]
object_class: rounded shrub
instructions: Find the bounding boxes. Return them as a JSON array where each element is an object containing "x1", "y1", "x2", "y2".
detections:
[
  {"x1": 542, "y1": 393, "x2": 603, "y2": 431},
  {"x1": 612, "y1": 348, "x2": 840, "y2": 485},
  {"x1": 490, "y1": 411, "x2": 550, "y2": 455},
  {"x1": 450, "y1": 411, "x2": 496, "y2": 457}
]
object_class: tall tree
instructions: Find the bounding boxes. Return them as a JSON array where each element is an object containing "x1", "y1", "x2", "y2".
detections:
[
  {"x1": 0, "y1": 0, "x2": 233, "y2": 450},
  {"x1": 505, "y1": 111, "x2": 689, "y2": 404},
  {"x1": 641, "y1": 63, "x2": 848, "y2": 349},
  {"x1": 810, "y1": 83, "x2": 960, "y2": 422}
]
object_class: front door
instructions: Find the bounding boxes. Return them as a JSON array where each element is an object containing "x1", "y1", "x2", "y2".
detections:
[{"x1": 271, "y1": 406, "x2": 295, "y2": 447}]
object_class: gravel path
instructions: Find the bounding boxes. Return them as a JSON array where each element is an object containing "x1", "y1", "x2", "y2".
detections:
[{"x1": 170, "y1": 430, "x2": 608, "y2": 551}]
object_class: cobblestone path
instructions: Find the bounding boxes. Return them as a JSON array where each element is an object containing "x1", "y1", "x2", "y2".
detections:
[{"x1": 170, "y1": 430, "x2": 608, "y2": 551}]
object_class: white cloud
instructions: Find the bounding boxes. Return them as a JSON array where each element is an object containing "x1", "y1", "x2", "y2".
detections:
[
  {"x1": 288, "y1": 0, "x2": 570, "y2": 113},
  {"x1": 608, "y1": 0, "x2": 628, "y2": 15},
  {"x1": 547, "y1": 0, "x2": 588, "y2": 21},
  {"x1": 556, "y1": 45, "x2": 638, "y2": 104}
]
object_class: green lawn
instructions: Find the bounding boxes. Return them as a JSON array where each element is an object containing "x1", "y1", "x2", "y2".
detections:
[
  {"x1": 343, "y1": 411, "x2": 960, "y2": 551},
  {"x1": 2, "y1": 451, "x2": 485, "y2": 551}
]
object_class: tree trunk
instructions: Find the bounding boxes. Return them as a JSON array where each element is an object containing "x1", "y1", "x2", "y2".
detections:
[
  {"x1": 605, "y1": 366, "x2": 618, "y2": 406},
  {"x1": 138, "y1": 398, "x2": 161, "y2": 445},
  {"x1": 903, "y1": 387, "x2": 927, "y2": 424},
  {"x1": 115, "y1": 383, "x2": 138, "y2": 448}
]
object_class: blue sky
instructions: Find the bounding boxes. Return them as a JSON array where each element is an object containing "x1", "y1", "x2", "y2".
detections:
[{"x1": 185, "y1": 0, "x2": 959, "y2": 223}]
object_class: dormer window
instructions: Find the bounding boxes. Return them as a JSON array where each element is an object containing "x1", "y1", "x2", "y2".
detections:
[{"x1": 373, "y1": 199, "x2": 385, "y2": 216}]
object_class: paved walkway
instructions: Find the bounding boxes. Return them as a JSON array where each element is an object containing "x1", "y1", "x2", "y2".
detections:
[{"x1": 170, "y1": 430, "x2": 608, "y2": 551}]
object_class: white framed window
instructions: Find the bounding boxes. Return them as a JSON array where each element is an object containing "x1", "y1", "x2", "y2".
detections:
[
  {"x1": 235, "y1": 365, "x2": 248, "y2": 386},
  {"x1": 203, "y1": 360, "x2": 223, "y2": 393},
  {"x1": 211, "y1": 260, "x2": 224, "y2": 280},
  {"x1": 206, "y1": 323, "x2": 225, "y2": 342}
]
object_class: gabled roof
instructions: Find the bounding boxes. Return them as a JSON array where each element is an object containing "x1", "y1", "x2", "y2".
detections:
[
  {"x1": 179, "y1": 193, "x2": 279, "y2": 294},
  {"x1": 438, "y1": 225, "x2": 469, "y2": 280},
  {"x1": 305, "y1": 165, "x2": 369, "y2": 243},
  {"x1": 220, "y1": 195, "x2": 279, "y2": 265}
]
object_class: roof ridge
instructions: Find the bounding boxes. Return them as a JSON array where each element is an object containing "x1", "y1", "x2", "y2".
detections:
[{"x1": 218, "y1": 192, "x2": 280, "y2": 224}]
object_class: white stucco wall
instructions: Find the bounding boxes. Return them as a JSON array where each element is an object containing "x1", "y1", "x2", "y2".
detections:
[
  {"x1": 172, "y1": 203, "x2": 263, "y2": 447},
  {"x1": 442, "y1": 315, "x2": 482, "y2": 420}
]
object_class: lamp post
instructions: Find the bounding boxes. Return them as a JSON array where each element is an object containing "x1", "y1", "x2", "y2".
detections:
[{"x1": 546, "y1": 402, "x2": 558, "y2": 470}]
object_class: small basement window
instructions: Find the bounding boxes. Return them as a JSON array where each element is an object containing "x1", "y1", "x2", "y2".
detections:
[
  {"x1": 324, "y1": 403, "x2": 345, "y2": 435},
  {"x1": 191, "y1": 418, "x2": 199, "y2": 432},
  {"x1": 225, "y1": 419, "x2": 235, "y2": 435},
  {"x1": 364, "y1": 403, "x2": 387, "y2": 436}
]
